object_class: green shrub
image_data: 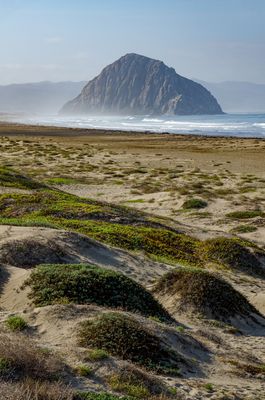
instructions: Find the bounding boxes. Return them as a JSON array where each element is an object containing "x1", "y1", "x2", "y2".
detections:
[
  {"x1": 75, "y1": 364, "x2": 93, "y2": 377},
  {"x1": 45, "y1": 177, "x2": 84, "y2": 185},
  {"x1": 204, "y1": 383, "x2": 214, "y2": 392},
  {"x1": 231, "y1": 225, "x2": 257, "y2": 233},
  {"x1": 154, "y1": 267, "x2": 261, "y2": 323},
  {"x1": 226, "y1": 210, "x2": 264, "y2": 219},
  {"x1": 0, "y1": 357, "x2": 10, "y2": 373},
  {"x1": 5, "y1": 315, "x2": 27, "y2": 332},
  {"x1": 202, "y1": 237, "x2": 263, "y2": 276},
  {"x1": 84, "y1": 349, "x2": 109, "y2": 362},
  {"x1": 182, "y1": 198, "x2": 208, "y2": 210},
  {"x1": 24, "y1": 264, "x2": 172, "y2": 322},
  {"x1": 78, "y1": 312, "x2": 183, "y2": 374},
  {"x1": 175, "y1": 326, "x2": 185, "y2": 333},
  {"x1": 106, "y1": 365, "x2": 169, "y2": 398},
  {"x1": 108, "y1": 374, "x2": 149, "y2": 399}
]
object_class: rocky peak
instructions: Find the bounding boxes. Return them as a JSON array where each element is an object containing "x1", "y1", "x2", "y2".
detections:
[{"x1": 61, "y1": 53, "x2": 223, "y2": 115}]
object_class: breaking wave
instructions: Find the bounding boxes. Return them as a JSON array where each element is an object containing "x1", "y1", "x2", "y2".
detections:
[{"x1": 10, "y1": 113, "x2": 265, "y2": 138}]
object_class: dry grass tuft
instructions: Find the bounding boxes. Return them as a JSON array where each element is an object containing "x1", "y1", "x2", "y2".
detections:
[
  {"x1": 0, "y1": 333, "x2": 65, "y2": 381},
  {"x1": 107, "y1": 364, "x2": 171, "y2": 398},
  {"x1": 0, "y1": 239, "x2": 68, "y2": 268},
  {"x1": 0, "y1": 379, "x2": 73, "y2": 400}
]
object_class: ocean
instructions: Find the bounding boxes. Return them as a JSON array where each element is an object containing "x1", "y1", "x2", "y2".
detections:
[{"x1": 11, "y1": 113, "x2": 265, "y2": 138}]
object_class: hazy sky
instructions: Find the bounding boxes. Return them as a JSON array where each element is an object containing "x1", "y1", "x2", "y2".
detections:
[{"x1": 0, "y1": 0, "x2": 265, "y2": 85}]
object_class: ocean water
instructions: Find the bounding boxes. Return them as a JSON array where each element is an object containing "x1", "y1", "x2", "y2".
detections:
[{"x1": 12, "y1": 113, "x2": 265, "y2": 138}]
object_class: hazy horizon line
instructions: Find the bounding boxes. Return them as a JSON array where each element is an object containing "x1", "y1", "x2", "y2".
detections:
[{"x1": 1, "y1": 78, "x2": 265, "y2": 86}]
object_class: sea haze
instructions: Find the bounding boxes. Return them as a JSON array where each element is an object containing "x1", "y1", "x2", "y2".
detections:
[{"x1": 9, "y1": 113, "x2": 265, "y2": 138}]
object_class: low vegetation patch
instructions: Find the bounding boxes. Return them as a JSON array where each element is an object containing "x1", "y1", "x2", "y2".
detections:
[
  {"x1": 84, "y1": 349, "x2": 109, "y2": 362},
  {"x1": 108, "y1": 373, "x2": 149, "y2": 399},
  {"x1": 0, "y1": 170, "x2": 264, "y2": 273},
  {"x1": 44, "y1": 177, "x2": 86, "y2": 185},
  {"x1": 24, "y1": 264, "x2": 173, "y2": 322},
  {"x1": 0, "y1": 166, "x2": 44, "y2": 190},
  {"x1": 78, "y1": 312, "x2": 184, "y2": 374},
  {"x1": 0, "y1": 189, "x2": 201, "y2": 265},
  {"x1": 227, "y1": 359, "x2": 265, "y2": 377},
  {"x1": 202, "y1": 237, "x2": 264, "y2": 277},
  {"x1": 75, "y1": 364, "x2": 93, "y2": 377},
  {"x1": 231, "y1": 225, "x2": 258, "y2": 233},
  {"x1": 182, "y1": 198, "x2": 208, "y2": 210},
  {"x1": 154, "y1": 267, "x2": 261, "y2": 323},
  {"x1": 0, "y1": 189, "x2": 163, "y2": 229},
  {"x1": 107, "y1": 365, "x2": 170, "y2": 398},
  {"x1": 5, "y1": 315, "x2": 27, "y2": 332},
  {"x1": 226, "y1": 210, "x2": 264, "y2": 219},
  {"x1": 203, "y1": 383, "x2": 214, "y2": 392}
]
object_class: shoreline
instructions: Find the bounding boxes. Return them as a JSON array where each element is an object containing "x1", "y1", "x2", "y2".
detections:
[{"x1": 0, "y1": 120, "x2": 265, "y2": 141}]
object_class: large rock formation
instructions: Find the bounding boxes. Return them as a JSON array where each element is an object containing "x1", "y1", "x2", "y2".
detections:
[{"x1": 61, "y1": 53, "x2": 223, "y2": 115}]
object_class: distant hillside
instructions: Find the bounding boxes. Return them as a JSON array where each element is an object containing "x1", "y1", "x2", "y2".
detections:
[
  {"x1": 2, "y1": 77, "x2": 264, "y2": 115},
  {"x1": 196, "y1": 80, "x2": 265, "y2": 113},
  {"x1": 61, "y1": 53, "x2": 223, "y2": 116},
  {"x1": 0, "y1": 81, "x2": 87, "y2": 114}
]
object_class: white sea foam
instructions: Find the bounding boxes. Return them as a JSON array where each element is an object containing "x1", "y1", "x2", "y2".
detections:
[
  {"x1": 6, "y1": 113, "x2": 265, "y2": 138},
  {"x1": 142, "y1": 118, "x2": 164, "y2": 123}
]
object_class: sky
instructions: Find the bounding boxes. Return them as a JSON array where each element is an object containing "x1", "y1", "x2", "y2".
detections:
[{"x1": 0, "y1": 0, "x2": 265, "y2": 85}]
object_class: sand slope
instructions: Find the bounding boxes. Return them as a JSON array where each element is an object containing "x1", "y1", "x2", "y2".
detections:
[{"x1": 0, "y1": 225, "x2": 173, "y2": 286}]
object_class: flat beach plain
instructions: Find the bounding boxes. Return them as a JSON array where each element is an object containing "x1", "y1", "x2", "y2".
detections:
[
  {"x1": 1, "y1": 123, "x2": 265, "y2": 246},
  {"x1": 0, "y1": 123, "x2": 265, "y2": 399}
]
